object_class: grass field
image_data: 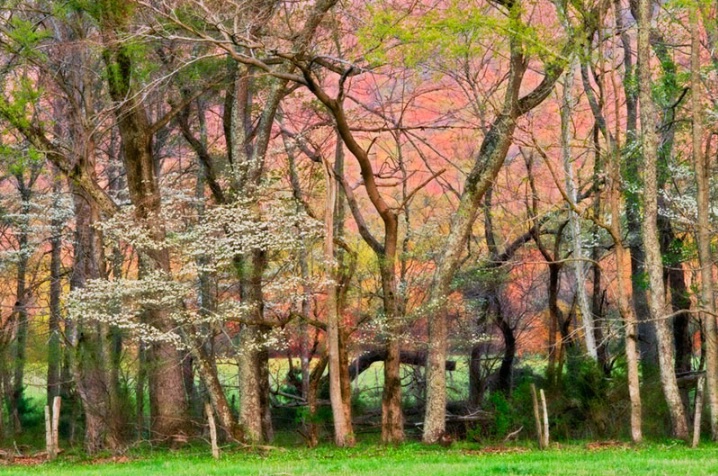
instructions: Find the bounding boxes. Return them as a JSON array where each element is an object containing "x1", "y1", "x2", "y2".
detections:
[{"x1": 3, "y1": 441, "x2": 718, "y2": 475}]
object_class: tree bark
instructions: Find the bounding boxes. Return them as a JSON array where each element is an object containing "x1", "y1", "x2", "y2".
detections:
[
  {"x1": 658, "y1": 218, "x2": 693, "y2": 384},
  {"x1": 48, "y1": 171, "x2": 63, "y2": 405},
  {"x1": 305, "y1": 355, "x2": 328, "y2": 447},
  {"x1": 560, "y1": 59, "x2": 598, "y2": 360},
  {"x1": 609, "y1": 145, "x2": 643, "y2": 442},
  {"x1": 194, "y1": 343, "x2": 242, "y2": 441},
  {"x1": 237, "y1": 317, "x2": 264, "y2": 442},
  {"x1": 423, "y1": 38, "x2": 527, "y2": 443},
  {"x1": 579, "y1": 5, "x2": 643, "y2": 441},
  {"x1": 421, "y1": 20, "x2": 570, "y2": 440},
  {"x1": 322, "y1": 155, "x2": 354, "y2": 447},
  {"x1": 101, "y1": 25, "x2": 190, "y2": 439},
  {"x1": 615, "y1": 0, "x2": 657, "y2": 367},
  {"x1": 302, "y1": 77, "x2": 405, "y2": 443},
  {"x1": 691, "y1": 5, "x2": 718, "y2": 440},
  {"x1": 9, "y1": 173, "x2": 34, "y2": 435},
  {"x1": 636, "y1": 0, "x2": 689, "y2": 439},
  {"x1": 70, "y1": 187, "x2": 114, "y2": 453}
]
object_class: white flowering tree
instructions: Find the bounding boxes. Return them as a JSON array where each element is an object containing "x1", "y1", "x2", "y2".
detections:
[{"x1": 67, "y1": 181, "x2": 322, "y2": 442}]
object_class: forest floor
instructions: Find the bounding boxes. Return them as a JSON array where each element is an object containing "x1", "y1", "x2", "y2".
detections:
[{"x1": 2, "y1": 440, "x2": 718, "y2": 475}]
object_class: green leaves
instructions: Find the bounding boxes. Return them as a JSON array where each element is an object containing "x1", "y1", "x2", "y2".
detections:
[
  {"x1": 358, "y1": 1, "x2": 503, "y2": 67},
  {"x1": 4, "y1": 17, "x2": 52, "y2": 61},
  {"x1": 0, "y1": 73, "x2": 44, "y2": 141},
  {"x1": 68, "y1": 0, "x2": 135, "y2": 26},
  {"x1": 358, "y1": 0, "x2": 565, "y2": 68}
]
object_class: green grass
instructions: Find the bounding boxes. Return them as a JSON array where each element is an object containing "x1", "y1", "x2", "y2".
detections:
[{"x1": 4, "y1": 441, "x2": 718, "y2": 475}]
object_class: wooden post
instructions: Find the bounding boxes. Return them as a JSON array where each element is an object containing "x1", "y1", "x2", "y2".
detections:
[
  {"x1": 530, "y1": 383, "x2": 543, "y2": 449},
  {"x1": 45, "y1": 406, "x2": 54, "y2": 460},
  {"x1": 540, "y1": 388, "x2": 549, "y2": 449},
  {"x1": 52, "y1": 396, "x2": 61, "y2": 451},
  {"x1": 693, "y1": 375, "x2": 706, "y2": 448},
  {"x1": 205, "y1": 403, "x2": 219, "y2": 459}
]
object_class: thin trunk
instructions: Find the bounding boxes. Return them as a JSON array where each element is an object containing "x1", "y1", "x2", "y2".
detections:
[
  {"x1": 616, "y1": 241, "x2": 643, "y2": 443},
  {"x1": 591, "y1": 123, "x2": 610, "y2": 375},
  {"x1": 530, "y1": 384, "x2": 544, "y2": 449},
  {"x1": 48, "y1": 173, "x2": 63, "y2": 404},
  {"x1": 380, "y1": 261, "x2": 403, "y2": 443},
  {"x1": 561, "y1": 59, "x2": 598, "y2": 360},
  {"x1": 540, "y1": 388, "x2": 549, "y2": 448},
  {"x1": 609, "y1": 156, "x2": 643, "y2": 442},
  {"x1": 323, "y1": 156, "x2": 354, "y2": 447},
  {"x1": 206, "y1": 403, "x2": 219, "y2": 459},
  {"x1": 107, "y1": 146, "x2": 125, "y2": 443},
  {"x1": 469, "y1": 300, "x2": 490, "y2": 407},
  {"x1": 289, "y1": 148, "x2": 313, "y2": 413},
  {"x1": 338, "y1": 329, "x2": 353, "y2": 435},
  {"x1": 312, "y1": 92, "x2": 404, "y2": 443},
  {"x1": 136, "y1": 342, "x2": 147, "y2": 438},
  {"x1": 298, "y1": 244, "x2": 312, "y2": 403},
  {"x1": 693, "y1": 375, "x2": 706, "y2": 447},
  {"x1": 10, "y1": 180, "x2": 31, "y2": 434},
  {"x1": 183, "y1": 355, "x2": 200, "y2": 419}
]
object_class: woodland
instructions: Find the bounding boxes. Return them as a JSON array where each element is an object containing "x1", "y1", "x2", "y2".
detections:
[{"x1": 0, "y1": 0, "x2": 716, "y2": 464}]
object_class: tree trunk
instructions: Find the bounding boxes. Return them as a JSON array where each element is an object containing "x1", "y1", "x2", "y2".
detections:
[
  {"x1": 48, "y1": 171, "x2": 63, "y2": 404},
  {"x1": 194, "y1": 344, "x2": 242, "y2": 441},
  {"x1": 615, "y1": 0, "x2": 657, "y2": 367},
  {"x1": 468, "y1": 312, "x2": 490, "y2": 407},
  {"x1": 637, "y1": 0, "x2": 689, "y2": 439},
  {"x1": 102, "y1": 32, "x2": 189, "y2": 440},
  {"x1": 10, "y1": 179, "x2": 31, "y2": 435},
  {"x1": 136, "y1": 342, "x2": 147, "y2": 439},
  {"x1": 323, "y1": 156, "x2": 354, "y2": 447},
  {"x1": 615, "y1": 234, "x2": 643, "y2": 443},
  {"x1": 423, "y1": 46, "x2": 526, "y2": 443},
  {"x1": 305, "y1": 355, "x2": 328, "y2": 447},
  {"x1": 560, "y1": 59, "x2": 598, "y2": 360},
  {"x1": 227, "y1": 66, "x2": 283, "y2": 445},
  {"x1": 237, "y1": 323, "x2": 264, "y2": 442},
  {"x1": 70, "y1": 187, "x2": 114, "y2": 454},
  {"x1": 236, "y1": 249, "x2": 271, "y2": 443},
  {"x1": 315, "y1": 91, "x2": 405, "y2": 443},
  {"x1": 107, "y1": 149, "x2": 126, "y2": 443},
  {"x1": 495, "y1": 301, "x2": 516, "y2": 395},
  {"x1": 380, "y1": 263, "x2": 404, "y2": 444},
  {"x1": 658, "y1": 218, "x2": 692, "y2": 382},
  {"x1": 691, "y1": 6, "x2": 718, "y2": 440},
  {"x1": 422, "y1": 27, "x2": 568, "y2": 440},
  {"x1": 609, "y1": 148, "x2": 643, "y2": 444}
]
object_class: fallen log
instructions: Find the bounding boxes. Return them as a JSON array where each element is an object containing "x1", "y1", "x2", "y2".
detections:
[{"x1": 348, "y1": 350, "x2": 456, "y2": 381}]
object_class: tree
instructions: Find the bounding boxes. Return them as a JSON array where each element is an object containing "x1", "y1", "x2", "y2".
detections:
[
  {"x1": 636, "y1": 0, "x2": 689, "y2": 440},
  {"x1": 690, "y1": 2, "x2": 718, "y2": 440},
  {"x1": 417, "y1": 0, "x2": 573, "y2": 442}
]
